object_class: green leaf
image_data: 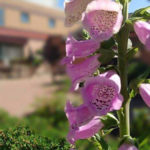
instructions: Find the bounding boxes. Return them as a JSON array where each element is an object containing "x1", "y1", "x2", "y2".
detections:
[
  {"x1": 0, "y1": 127, "x2": 70, "y2": 150},
  {"x1": 139, "y1": 135, "x2": 150, "y2": 149},
  {"x1": 129, "y1": 78, "x2": 144, "y2": 93},
  {"x1": 119, "y1": 135, "x2": 138, "y2": 148},
  {"x1": 129, "y1": 89, "x2": 136, "y2": 99},
  {"x1": 116, "y1": 0, "x2": 132, "y2": 2},
  {"x1": 101, "y1": 38, "x2": 116, "y2": 49},
  {"x1": 129, "y1": 67, "x2": 150, "y2": 91},
  {"x1": 115, "y1": 0, "x2": 132, "y2": 3},
  {"x1": 98, "y1": 65, "x2": 119, "y2": 74},
  {"x1": 100, "y1": 113, "x2": 119, "y2": 130},
  {"x1": 144, "y1": 79, "x2": 150, "y2": 84},
  {"x1": 139, "y1": 137, "x2": 149, "y2": 148},
  {"x1": 128, "y1": 61, "x2": 149, "y2": 83},
  {"x1": 99, "y1": 137, "x2": 110, "y2": 150},
  {"x1": 82, "y1": 29, "x2": 90, "y2": 40},
  {"x1": 118, "y1": 0, "x2": 131, "y2": 2},
  {"x1": 94, "y1": 134, "x2": 111, "y2": 150},
  {"x1": 90, "y1": 135, "x2": 102, "y2": 150},
  {"x1": 99, "y1": 49, "x2": 115, "y2": 65},
  {"x1": 131, "y1": 6, "x2": 150, "y2": 20},
  {"x1": 126, "y1": 48, "x2": 138, "y2": 60},
  {"x1": 103, "y1": 128, "x2": 117, "y2": 137},
  {"x1": 98, "y1": 67, "x2": 107, "y2": 73}
]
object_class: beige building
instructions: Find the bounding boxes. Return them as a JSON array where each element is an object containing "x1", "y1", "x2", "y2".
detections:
[{"x1": 0, "y1": 0, "x2": 80, "y2": 65}]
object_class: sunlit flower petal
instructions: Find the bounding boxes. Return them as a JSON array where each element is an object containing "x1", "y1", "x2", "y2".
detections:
[
  {"x1": 100, "y1": 70, "x2": 121, "y2": 92},
  {"x1": 66, "y1": 55, "x2": 100, "y2": 91},
  {"x1": 82, "y1": 71, "x2": 123, "y2": 115},
  {"x1": 65, "y1": 0, "x2": 93, "y2": 26},
  {"x1": 65, "y1": 101, "x2": 95, "y2": 127},
  {"x1": 139, "y1": 83, "x2": 150, "y2": 107},
  {"x1": 82, "y1": 0, "x2": 123, "y2": 41},
  {"x1": 110, "y1": 94, "x2": 124, "y2": 111},
  {"x1": 119, "y1": 143, "x2": 138, "y2": 150},
  {"x1": 67, "y1": 116, "x2": 103, "y2": 144},
  {"x1": 134, "y1": 21, "x2": 150, "y2": 51},
  {"x1": 61, "y1": 36, "x2": 100, "y2": 64}
]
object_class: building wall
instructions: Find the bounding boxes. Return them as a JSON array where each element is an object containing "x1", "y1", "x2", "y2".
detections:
[
  {"x1": 0, "y1": 0, "x2": 81, "y2": 66},
  {"x1": 24, "y1": 39, "x2": 45, "y2": 57},
  {"x1": 0, "y1": 0, "x2": 80, "y2": 36},
  {"x1": 5, "y1": 8, "x2": 49, "y2": 33}
]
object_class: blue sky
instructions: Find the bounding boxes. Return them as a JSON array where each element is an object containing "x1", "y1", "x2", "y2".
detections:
[{"x1": 58, "y1": 0, "x2": 150, "y2": 13}]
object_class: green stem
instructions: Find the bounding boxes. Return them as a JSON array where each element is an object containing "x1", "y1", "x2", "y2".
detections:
[{"x1": 117, "y1": 0, "x2": 130, "y2": 138}]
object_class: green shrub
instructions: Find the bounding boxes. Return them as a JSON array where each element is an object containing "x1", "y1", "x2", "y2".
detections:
[
  {"x1": 132, "y1": 108, "x2": 150, "y2": 137},
  {"x1": 0, "y1": 127, "x2": 70, "y2": 150},
  {"x1": 131, "y1": 108, "x2": 150, "y2": 149}
]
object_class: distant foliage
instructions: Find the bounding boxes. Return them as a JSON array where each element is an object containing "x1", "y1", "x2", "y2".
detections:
[
  {"x1": 0, "y1": 127, "x2": 70, "y2": 150},
  {"x1": 43, "y1": 36, "x2": 65, "y2": 65}
]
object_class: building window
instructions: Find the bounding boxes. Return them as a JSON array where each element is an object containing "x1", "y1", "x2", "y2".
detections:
[
  {"x1": 0, "y1": 8, "x2": 4, "y2": 26},
  {"x1": 48, "y1": 18, "x2": 55, "y2": 28},
  {"x1": 21, "y1": 12, "x2": 29, "y2": 23}
]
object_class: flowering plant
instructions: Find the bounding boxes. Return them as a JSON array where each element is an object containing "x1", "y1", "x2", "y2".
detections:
[{"x1": 62, "y1": 0, "x2": 150, "y2": 149}]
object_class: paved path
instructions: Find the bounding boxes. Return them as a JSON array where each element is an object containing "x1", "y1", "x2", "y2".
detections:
[{"x1": 0, "y1": 74, "x2": 55, "y2": 117}]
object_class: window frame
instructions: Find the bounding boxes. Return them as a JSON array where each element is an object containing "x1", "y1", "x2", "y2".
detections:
[
  {"x1": 21, "y1": 12, "x2": 30, "y2": 23},
  {"x1": 48, "y1": 18, "x2": 55, "y2": 28},
  {"x1": 0, "y1": 8, "x2": 4, "y2": 26}
]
